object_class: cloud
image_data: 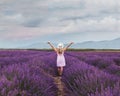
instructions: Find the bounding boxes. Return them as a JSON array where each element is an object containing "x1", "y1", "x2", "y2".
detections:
[
  {"x1": 0, "y1": 24, "x2": 69, "y2": 42},
  {"x1": 59, "y1": 16, "x2": 120, "y2": 33},
  {"x1": 1, "y1": 0, "x2": 119, "y2": 27},
  {"x1": 0, "y1": 13, "x2": 25, "y2": 26},
  {"x1": 0, "y1": 0, "x2": 120, "y2": 47}
]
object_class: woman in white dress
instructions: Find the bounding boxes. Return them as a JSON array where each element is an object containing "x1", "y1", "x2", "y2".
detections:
[{"x1": 47, "y1": 41, "x2": 74, "y2": 76}]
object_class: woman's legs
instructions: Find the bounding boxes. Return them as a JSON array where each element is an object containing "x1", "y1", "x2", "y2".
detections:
[{"x1": 57, "y1": 66, "x2": 63, "y2": 76}]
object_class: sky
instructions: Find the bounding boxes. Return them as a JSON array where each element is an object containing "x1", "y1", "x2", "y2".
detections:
[{"x1": 0, "y1": 0, "x2": 120, "y2": 48}]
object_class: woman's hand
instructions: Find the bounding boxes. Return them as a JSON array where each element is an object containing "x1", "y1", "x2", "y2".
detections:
[
  {"x1": 70, "y1": 42, "x2": 74, "y2": 44},
  {"x1": 47, "y1": 42, "x2": 57, "y2": 52},
  {"x1": 47, "y1": 41, "x2": 50, "y2": 44}
]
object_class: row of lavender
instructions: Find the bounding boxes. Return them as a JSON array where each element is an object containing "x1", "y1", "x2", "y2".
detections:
[
  {"x1": 0, "y1": 50, "x2": 120, "y2": 96},
  {"x1": 0, "y1": 50, "x2": 58, "y2": 96},
  {"x1": 63, "y1": 51, "x2": 120, "y2": 96},
  {"x1": 65, "y1": 51, "x2": 120, "y2": 76}
]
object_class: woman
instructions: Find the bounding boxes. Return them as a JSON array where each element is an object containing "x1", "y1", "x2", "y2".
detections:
[{"x1": 47, "y1": 41, "x2": 74, "y2": 76}]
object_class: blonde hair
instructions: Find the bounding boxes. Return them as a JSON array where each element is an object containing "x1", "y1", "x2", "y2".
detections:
[{"x1": 57, "y1": 42, "x2": 64, "y2": 54}]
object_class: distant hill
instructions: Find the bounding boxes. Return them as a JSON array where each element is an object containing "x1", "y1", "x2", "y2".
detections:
[
  {"x1": 72, "y1": 38, "x2": 120, "y2": 49},
  {"x1": 22, "y1": 38, "x2": 120, "y2": 49}
]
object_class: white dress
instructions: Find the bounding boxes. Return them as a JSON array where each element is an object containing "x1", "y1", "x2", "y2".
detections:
[{"x1": 57, "y1": 52, "x2": 66, "y2": 67}]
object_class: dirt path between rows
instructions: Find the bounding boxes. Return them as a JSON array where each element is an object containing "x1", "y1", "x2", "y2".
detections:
[
  {"x1": 40, "y1": 68, "x2": 66, "y2": 96},
  {"x1": 53, "y1": 76, "x2": 65, "y2": 96}
]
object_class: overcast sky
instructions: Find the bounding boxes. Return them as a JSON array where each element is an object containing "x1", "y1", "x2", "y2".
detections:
[{"x1": 0, "y1": 0, "x2": 120, "y2": 48}]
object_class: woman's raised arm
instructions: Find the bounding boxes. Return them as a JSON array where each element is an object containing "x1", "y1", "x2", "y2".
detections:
[
  {"x1": 47, "y1": 41, "x2": 57, "y2": 52},
  {"x1": 64, "y1": 42, "x2": 74, "y2": 51}
]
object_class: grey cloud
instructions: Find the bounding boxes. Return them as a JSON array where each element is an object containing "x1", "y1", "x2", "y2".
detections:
[
  {"x1": 49, "y1": 1, "x2": 85, "y2": 11},
  {"x1": 0, "y1": 0, "x2": 120, "y2": 48},
  {"x1": 0, "y1": 0, "x2": 120, "y2": 32},
  {"x1": 60, "y1": 15, "x2": 96, "y2": 21},
  {"x1": 22, "y1": 18, "x2": 42, "y2": 27},
  {"x1": 0, "y1": 1, "x2": 49, "y2": 27}
]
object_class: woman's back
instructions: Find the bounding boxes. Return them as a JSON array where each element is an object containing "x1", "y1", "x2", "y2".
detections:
[
  {"x1": 47, "y1": 41, "x2": 73, "y2": 76},
  {"x1": 56, "y1": 48, "x2": 64, "y2": 55}
]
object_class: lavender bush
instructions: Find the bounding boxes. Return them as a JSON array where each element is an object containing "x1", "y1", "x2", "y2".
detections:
[{"x1": 0, "y1": 50, "x2": 120, "y2": 96}]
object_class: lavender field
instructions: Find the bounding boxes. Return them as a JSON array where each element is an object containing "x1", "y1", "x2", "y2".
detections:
[{"x1": 0, "y1": 50, "x2": 120, "y2": 96}]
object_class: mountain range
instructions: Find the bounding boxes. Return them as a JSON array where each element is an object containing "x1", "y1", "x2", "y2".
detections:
[{"x1": 22, "y1": 38, "x2": 120, "y2": 49}]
